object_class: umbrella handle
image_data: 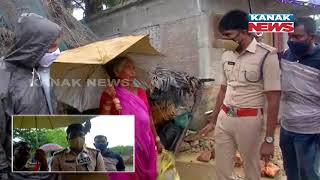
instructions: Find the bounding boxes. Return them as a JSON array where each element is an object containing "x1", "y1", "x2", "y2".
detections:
[{"x1": 113, "y1": 97, "x2": 122, "y2": 115}]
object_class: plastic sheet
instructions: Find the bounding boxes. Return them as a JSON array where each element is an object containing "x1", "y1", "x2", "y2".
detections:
[
  {"x1": 157, "y1": 150, "x2": 180, "y2": 180},
  {"x1": 280, "y1": 60, "x2": 320, "y2": 132},
  {"x1": 174, "y1": 112, "x2": 191, "y2": 129}
]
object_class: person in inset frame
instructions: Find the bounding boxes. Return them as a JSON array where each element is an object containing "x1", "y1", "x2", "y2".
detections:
[
  {"x1": 33, "y1": 149, "x2": 49, "y2": 171},
  {"x1": 51, "y1": 123, "x2": 105, "y2": 172},
  {"x1": 94, "y1": 135, "x2": 125, "y2": 171},
  {"x1": 13, "y1": 142, "x2": 33, "y2": 171}
]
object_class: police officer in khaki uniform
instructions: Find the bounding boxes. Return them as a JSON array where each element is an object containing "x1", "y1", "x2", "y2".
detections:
[
  {"x1": 51, "y1": 124, "x2": 105, "y2": 172},
  {"x1": 200, "y1": 10, "x2": 281, "y2": 180}
]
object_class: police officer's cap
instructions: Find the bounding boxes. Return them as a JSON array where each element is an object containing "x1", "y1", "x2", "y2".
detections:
[{"x1": 66, "y1": 123, "x2": 84, "y2": 135}]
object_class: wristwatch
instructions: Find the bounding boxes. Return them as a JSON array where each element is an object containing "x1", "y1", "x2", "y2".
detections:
[{"x1": 265, "y1": 136, "x2": 274, "y2": 144}]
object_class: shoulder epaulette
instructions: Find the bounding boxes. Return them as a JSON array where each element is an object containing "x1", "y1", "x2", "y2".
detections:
[{"x1": 257, "y1": 42, "x2": 276, "y2": 52}]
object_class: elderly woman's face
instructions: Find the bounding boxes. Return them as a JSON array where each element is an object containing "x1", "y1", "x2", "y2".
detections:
[{"x1": 117, "y1": 60, "x2": 136, "y2": 81}]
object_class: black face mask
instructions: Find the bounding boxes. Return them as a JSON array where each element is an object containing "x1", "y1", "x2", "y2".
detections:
[
  {"x1": 287, "y1": 40, "x2": 310, "y2": 56},
  {"x1": 95, "y1": 143, "x2": 108, "y2": 151}
]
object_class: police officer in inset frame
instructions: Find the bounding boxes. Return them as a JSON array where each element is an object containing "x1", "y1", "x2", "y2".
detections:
[
  {"x1": 51, "y1": 124, "x2": 105, "y2": 172},
  {"x1": 200, "y1": 10, "x2": 281, "y2": 180}
]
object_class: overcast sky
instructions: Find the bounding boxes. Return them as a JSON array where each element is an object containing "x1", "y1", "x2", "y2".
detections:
[
  {"x1": 73, "y1": 8, "x2": 84, "y2": 20},
  {"x1": 85, "y1": 115, "x2": 134, "y2": 148}
]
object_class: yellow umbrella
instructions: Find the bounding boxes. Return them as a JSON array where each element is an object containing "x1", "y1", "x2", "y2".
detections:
[
  {"x1": 13, "y1": 115, "x2": 92, "y2": 129},
  {"x1": 51, "y1": 35, "x2": 159, "y2": 112},
  {"x1": 55, "y1": 35, "x2": 160, "y2": 64}
]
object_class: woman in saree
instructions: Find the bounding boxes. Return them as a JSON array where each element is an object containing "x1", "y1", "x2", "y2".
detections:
[{"x1": 99, "y1": 56, "x2": 163, "y2": 180}]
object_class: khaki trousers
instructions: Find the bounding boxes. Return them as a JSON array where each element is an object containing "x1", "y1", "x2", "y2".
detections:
[{"x1": 214, "y1": 110, "x2": 263, "y2": 180}]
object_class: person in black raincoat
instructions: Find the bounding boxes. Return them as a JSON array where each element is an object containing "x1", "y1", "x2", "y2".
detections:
[{"x1": 0, "y1": 13, "x2": 62, "y2": 180}]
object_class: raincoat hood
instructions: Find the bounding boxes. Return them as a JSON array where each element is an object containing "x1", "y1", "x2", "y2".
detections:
[
  {"x1": 4, "y1": 13, "x2": 62, "y2": 69},
  {"x1": 0, "y1": 14, "x2": 61, "y2": 179}
]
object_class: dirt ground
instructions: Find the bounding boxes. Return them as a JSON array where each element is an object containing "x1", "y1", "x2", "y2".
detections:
[{"x1": 175, "y1": 127, "x2": 287, "y2": 180}]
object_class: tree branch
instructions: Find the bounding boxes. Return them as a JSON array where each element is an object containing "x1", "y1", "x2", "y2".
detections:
[{"x1": 72, "y1": 0, "x2": 85, "y2": 11}]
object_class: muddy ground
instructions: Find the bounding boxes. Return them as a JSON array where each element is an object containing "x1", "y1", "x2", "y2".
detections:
[{"x1": 175, "y1": 127, "x2": 287, "y2": 180}]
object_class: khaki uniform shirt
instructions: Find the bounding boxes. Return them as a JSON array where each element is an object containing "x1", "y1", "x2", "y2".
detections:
[
  {"x1": 220, "y1": 38, "x2": 281, "y2": 108},
  {"x1": 51, "y1": 147, "x2": 105, "y2": 172}
]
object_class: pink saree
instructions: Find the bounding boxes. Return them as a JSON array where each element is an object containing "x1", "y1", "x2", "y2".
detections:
[{"x1": 107, "y1": 86, "x2": 157, "y2": 180}]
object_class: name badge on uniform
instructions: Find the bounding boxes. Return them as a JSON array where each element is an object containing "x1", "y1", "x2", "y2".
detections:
[
  {"x1": 228, "y1": 61, "x2": 235, "y2": 65},
  {"x1": 76, "y1": 152, "x2": 92, "y2": 165}
]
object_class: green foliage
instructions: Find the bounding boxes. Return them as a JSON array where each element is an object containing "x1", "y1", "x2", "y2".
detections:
[
  {"x1": 13, "y1": 128, "x2": 68, "y2": 151},
  {"x1": 110, "y1": 145, "x2": 133, "y2": 155},
  {"x1": 103, "y1": 0, "x2": 121, "y2": 8}
]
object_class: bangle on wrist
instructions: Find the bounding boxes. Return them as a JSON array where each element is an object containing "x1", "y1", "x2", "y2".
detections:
[{"x1": 156, "y1": 136, "x2": 161, "y2": 143}]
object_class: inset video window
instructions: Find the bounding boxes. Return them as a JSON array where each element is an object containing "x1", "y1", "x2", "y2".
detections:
[{"x1": 12, "y1": 115, "x2": 134, "y2": 173}]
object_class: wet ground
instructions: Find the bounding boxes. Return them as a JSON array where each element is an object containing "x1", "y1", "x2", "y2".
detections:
[{"x1": 175, "y1": 127, "x2": 287, "y2": 180}]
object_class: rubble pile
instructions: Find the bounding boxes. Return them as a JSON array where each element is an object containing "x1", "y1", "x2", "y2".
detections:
[
  {"x1": 178, "y1": 130, "x2": 284, "y2": 178},
  {"x1": 178, "y1": 131, "x2": 215, "y2": 154}
]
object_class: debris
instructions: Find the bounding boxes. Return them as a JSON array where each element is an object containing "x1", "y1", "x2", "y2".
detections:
[
  {"x1": 177, "y1": 127, "x2": 285, "y2": 178},
  {"x1": 191, "y1": 147, "x2": 198, "y2": 153},
  {"x1": 184, "y1": 133, "x2": 202, "y2": 142},
  {"x1": 179, "y1": 131, "x2": 214, "y2": 154},
  {"x1": 261, "y1": 161, "x2": 281, "y2": 178},
  {"x1": 234, "y1": 152, "x2": 243, "y2": 167},
  {"x1": 211, "y1": 149, "x2": 215, "y2": 160},
  {"x1": 190, "y1": 140, "x2": 199, "y2": 147},
  {"x1": 197, "y1": 150, "x2": 212, "y2": 162},
  {"x1": 178, "y1": 142, "x2": 191, "y2": 152}
]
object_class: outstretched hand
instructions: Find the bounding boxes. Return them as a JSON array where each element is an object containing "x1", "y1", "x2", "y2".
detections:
[{"x1": 199, "y1": 122, "x2": 215, "y2": 137}]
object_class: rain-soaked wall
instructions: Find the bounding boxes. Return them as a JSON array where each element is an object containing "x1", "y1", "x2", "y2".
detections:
[
  {"x1": 86, "y1": 0, "x2": 249, "y2": 129},
  {"x1": 87, "y1": 0, "x2": 253, "y2": 79},
  {"x1": 87, "y1": 0, "x2": 203, "y2": 77},
  {"x1": 87, "y1": 0, "x2": 316, "y2": 78}
]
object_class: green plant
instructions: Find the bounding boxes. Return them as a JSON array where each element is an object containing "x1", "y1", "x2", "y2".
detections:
[{"x1": 13, "y1": 128, "x2": 68, "y2": 150}]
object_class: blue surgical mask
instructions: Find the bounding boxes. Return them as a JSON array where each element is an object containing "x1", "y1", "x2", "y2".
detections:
[
  {"x1": 95, "y1": 143, "x2": 107, "y2": 151},
  {"x1": 287, "y1": 40, "x2": 310, "y2": 56},
  {"x1": 39, "y1": 48, "x2": 60, "y2": 67}
]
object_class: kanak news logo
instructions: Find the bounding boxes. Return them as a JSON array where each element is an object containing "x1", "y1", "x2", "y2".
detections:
[{"x1": 248, "y1": 14, "x2": 294, "y2": 33}]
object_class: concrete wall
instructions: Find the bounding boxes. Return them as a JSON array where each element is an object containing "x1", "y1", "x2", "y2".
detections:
[
  {"x1": 86, "y1": 0, "x2": 253, "y2": 130},
  {"x1": 88, "y1": 0, "x2": 203, "y2": 76},
  {"x1": 86, "y1": 0, "x2": 316, "y2": 130},
  {"x1": 86, "y1": 0, "x2": 252, "y2": 80},
  {"x1": 87, "y1": 0, "x2": 316, "y2": 79}
]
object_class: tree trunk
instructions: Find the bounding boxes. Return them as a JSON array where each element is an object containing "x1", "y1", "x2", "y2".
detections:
[{"x1": 84, "y1": 0, "x2": 103, "y2": 17}]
